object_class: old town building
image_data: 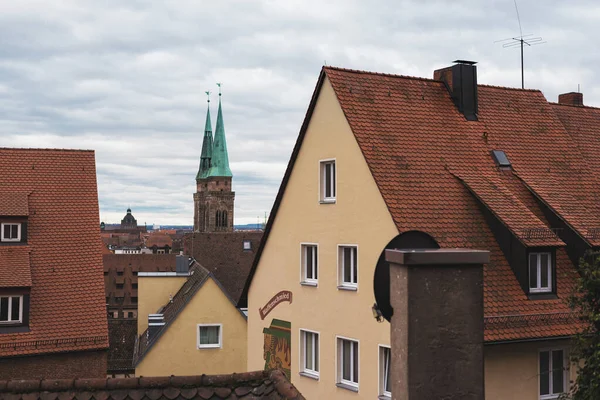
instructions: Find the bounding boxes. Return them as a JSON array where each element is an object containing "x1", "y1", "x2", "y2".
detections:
[
  {"x1": 240, "y1": 62, "x2": 594, "y2": 399},
  {"x1": 0, "y1": 148, "x2": 108, "y2": 379}
]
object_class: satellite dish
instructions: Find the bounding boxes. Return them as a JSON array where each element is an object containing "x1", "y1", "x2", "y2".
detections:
[{"x1": 373, "y1": 231, "x2": 440, "y2": 322}]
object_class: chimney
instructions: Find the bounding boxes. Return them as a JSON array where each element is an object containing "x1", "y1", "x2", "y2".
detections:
[
  {"x1": 176, "y1": 254, "x2": 189, "y2": 274},
  {"x1": 386, "y1": 248, "x2": 488, "y2": 400},
  {"x1": 558, "y1": 92, "x2": 583, "y2": 106},
  {"x1": 434, "y1": 60, "x2": 478, "y2": 121},
  {"x1": 147, "y1": 313, "x2": 164, "y2": 341}
]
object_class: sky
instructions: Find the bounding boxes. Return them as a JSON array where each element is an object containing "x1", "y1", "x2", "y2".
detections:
[{"x1": 0, "y1": 0, "x2": 598, "y2": 226}]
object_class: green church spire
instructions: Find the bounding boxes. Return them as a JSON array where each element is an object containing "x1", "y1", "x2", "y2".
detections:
[
  {"x1": 207, "y1": 84, "x2": 233, "y2": 178},
  {"x1": 196, "y1": 92, "x2": 214, "y2": 180}
]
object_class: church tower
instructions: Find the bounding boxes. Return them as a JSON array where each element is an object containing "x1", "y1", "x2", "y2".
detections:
[{"x1": 193, "y1": 87, "x2": 235, "y2": 232}]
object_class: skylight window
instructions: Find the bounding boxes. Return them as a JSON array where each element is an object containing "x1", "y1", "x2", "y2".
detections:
[{"x1": 491, "y1": 150, "x2": 511, "y2": 168}]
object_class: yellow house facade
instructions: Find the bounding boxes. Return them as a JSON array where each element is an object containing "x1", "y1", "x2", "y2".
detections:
[
  {"x1": 241, "y1": 64, "x2": 585, "y2": 399},
  {"x1": 134, "y1": 260, "x2": 247, "y2": 376}
]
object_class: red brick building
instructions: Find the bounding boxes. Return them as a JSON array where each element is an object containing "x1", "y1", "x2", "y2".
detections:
[{"x1": 0, "y1": 148, "x2": 108, "y2": 379}]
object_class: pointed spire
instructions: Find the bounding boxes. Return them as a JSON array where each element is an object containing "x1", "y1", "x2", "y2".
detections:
[
  {"x1": 196, "y1": 91, "x2": 214, "y2": 180},
  {"x1": 207, "y1": 83, "x2": 233, "y2": 178}
]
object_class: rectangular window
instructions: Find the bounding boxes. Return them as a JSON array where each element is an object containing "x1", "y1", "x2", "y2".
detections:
[
  {"x1": 243, "y1": 240, "x2": 252, "y2": 250},
  {"x1": 320, "y1": 160, "x2": 336, "y2": 202},
  {"x1": 338, "y1": 245, "x2": 358, "y2": 289},
  {"x1": 379, "y1": 346, "x2": 392, "y2": 398},
  {"x1": 540, "y1": 349, "x2": 565, "y2": 399},
  {"x1": 0, "y1": 296, "x2": 22, "y2": 324},
  {"x1": 1, "y1": 223, "x2": 21, "y2": 242},
  {"x1": 529, "y1": 252, "x2": 552, "y2": 293},
  {"x1": 197, "y1": 324, "x2": 222, "y2": 348},
  {"x1": 300, "y1": 330, "x2": 319, "y2": 378},
  {"x1": 337, "y1": 337, "x2": 359, "y2": 390},
  {"x1": 301, "y1": 244, "x2": 318, "y2": 285}
]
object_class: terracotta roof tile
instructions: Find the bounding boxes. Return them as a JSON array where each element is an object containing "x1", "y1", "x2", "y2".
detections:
[
  {"x1": 0, "y1": 148, "x2": 108, "y2": 356},
  {"x1": 0, "y1": 192, "x2": 29, "y2": 216},
  {"x1": 0, "y1": 370, "x2": 303, "y2": 400},
  {"x1": 322, "y1": 67, "x2": 587, "y2": 342},
  {"x1": 0, "y1": 247, "x2": 32, "y2": 287},
  {"x1": 145, "y1": 233, "x2": 173, "y2": 248}
]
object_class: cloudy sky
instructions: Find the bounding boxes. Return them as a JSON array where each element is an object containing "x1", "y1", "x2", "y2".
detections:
[{"x1": 0, "y1": 0, "x2": 597, "y2": 226}]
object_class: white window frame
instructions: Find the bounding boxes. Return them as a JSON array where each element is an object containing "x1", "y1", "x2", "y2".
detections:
[
  {"x1": 1, "y1": 223, "x2": 21, "y2": 242},
  {"x1": 379, "y1": 345, "x2": 392, "y2": 398},
  {"x1": 299, "y1": 329, "x2": 320, "y2": 379},
  {"x1": 539, "y1": 348, "x2": 568, "y2": 400},
  {"x1": 529, "y1": 252, "x2": 552, "y2": 293},
  {"x1": 337, "y1": 244, "x2": 358, "y2": 290},
  {"x1": 0, "y1": 295, "x2": 23, "y2": 324},
  {"x1": 336, "y1": 336, "x2": 359, "y2": 391},
  {"x1": 319, "y1": 159, "x2": 336, "y2": 203},
  {"x1": 300, "y1": 243, "x2": 318, "y2": 286},
  {"x1": 197, "y1": 323, "x2": 222, "y2": 349}
]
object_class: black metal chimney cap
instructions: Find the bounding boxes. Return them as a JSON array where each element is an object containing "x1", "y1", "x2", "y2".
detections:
[{"x1": 453, "y1": 60, "x2": 477, "y2": 65}]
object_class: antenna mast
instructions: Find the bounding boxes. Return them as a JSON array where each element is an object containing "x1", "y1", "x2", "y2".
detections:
[{"x1": 495, "y1": 0, "x2": 546, "y2": 89}]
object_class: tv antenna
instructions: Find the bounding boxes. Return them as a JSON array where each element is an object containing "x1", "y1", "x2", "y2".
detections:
[{"x1": 495, "y1": 0, "x2": 546, "y2": 89}]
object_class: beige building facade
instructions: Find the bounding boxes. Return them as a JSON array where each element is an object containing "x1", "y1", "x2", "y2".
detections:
[
  {"x1": 135, "y1": 265, "x2": 247, "y2": 377},
  {"x1": 243, "y1": 68, "x2": 581, "y2": 400}
]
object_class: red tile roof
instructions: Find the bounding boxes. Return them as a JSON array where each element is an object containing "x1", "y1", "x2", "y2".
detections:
[
  {"x1": 0, "y1": 192, "x2": 29, "y2": 216},
  {"x1": 0, "y1": 369, "x2": 304, "y2": 400},
  {"x1": 241, "y1": 66, "x2": 593, "y2": 342},
  {"x1": 0, "y1": 247, "x2": 32, "y2": 287},
  {"x1": 0, "y1": 148, "x2": 108, "y2": 356},
  {"x1": 146, "y1": 232, "x2": 173, "y2": 248}
]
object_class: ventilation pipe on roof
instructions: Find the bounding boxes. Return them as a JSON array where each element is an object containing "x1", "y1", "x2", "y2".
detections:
[
  {"x1": 147, "y1": 314, "x2": 164, "y2": 341},
  {"x1": 558, "y1": 92, "x2": 583, "y2": 106},
  {"x1": 434, "y1": 60, "x2": 478, "y2": 121}
]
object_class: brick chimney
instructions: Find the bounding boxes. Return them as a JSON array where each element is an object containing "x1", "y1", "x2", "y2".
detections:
[
  {"x1": 386, "y1": 248, "x2": 489, "y2": 400},
  {"x1": 434, "y1": 60, "x2": 479, "y2": 121},
  {"x1": 558, "y1": 92, "x2": 583, "y2": 106}
]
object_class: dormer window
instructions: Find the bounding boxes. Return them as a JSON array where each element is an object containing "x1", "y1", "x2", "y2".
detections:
[
  {"x1": 1, "y1": 223, "x2": 21, "y2": 242},
  {"x1": 529, "y1": 252, "x2": 552, "y2": 293},
  {"x1": 0, "y1": 295, "x2": 23, "y2": 324}
]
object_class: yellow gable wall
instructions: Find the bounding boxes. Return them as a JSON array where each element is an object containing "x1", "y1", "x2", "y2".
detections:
[
  {"x1": 138, "y1": 276, "x2": 187, "y2": 334},
  {"x1": 247, "y1": 76, "x2": 400, "y2": 399},
  {"x1": 136, "y1": 277, "x2": 247, "y2": 376},
  {"x1": 485, "y1": 339, "x2": 576, "y2": 400}
]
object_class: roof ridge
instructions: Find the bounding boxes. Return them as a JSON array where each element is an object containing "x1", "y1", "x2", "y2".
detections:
[
  {"x1": 0, "y1": 147, "x2": 94, "y2": 152},
  {"x1": 323, "y1": 65, "x2": 441, "y2": 84},
  {"x1": 550, "y1": 101, "x2": 600, "y2": 111},
  {"x1": 478, "y1": 83, "x2": 541, "y2": 92}
]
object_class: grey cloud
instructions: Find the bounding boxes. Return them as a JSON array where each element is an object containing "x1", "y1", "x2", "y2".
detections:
[{"x1": 1, "y1": 0, "x2": 599, "y2": 224}]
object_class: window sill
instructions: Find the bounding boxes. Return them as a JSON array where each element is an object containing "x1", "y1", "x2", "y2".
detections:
[
  {"x1": 528, "y1": 293, "x2": 558, "y2": 300},
  {"x1": 319, "y1": 199, "x2": 336, "y2": 205},
  {"x1": 336, "y1": 382, "x2": 358, "y2": 392},
  {"x1": 0, "y1": 325, "x2": 29, "y2": 334},
  {"x1": 299, "y1": 371, "x2": 319, "y2": 380},
  {"x1": 378, "y1": 395, "x2": 392, "y2": 400},
  {"x1": 197, "y1": 345, "x2": 221, "y2": 349},
  {"x1": 300, "y1": 281, "x2": 318, "y2": 287},
  {"x1": 337, "y1": 285, "x2": 357, "y2": 292}
]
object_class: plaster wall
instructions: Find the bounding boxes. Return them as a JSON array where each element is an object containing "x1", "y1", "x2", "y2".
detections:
[
  {"x1": 484, "y1": 339, "x2": 574, "y2": 400},
  {"x1": 137, "y1": 276, "x2": 186, "y2": 333},
  {"x1": 136, "y1": 277, "x2": 247, "y2": 376},
  {"x1": 247, "y1": 76, "x2": 399, "y2": 399}
]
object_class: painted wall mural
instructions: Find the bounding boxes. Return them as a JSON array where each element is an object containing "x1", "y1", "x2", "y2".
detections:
[{"x1": 262, "y1": 319, "x2": 291, "y2": 379}]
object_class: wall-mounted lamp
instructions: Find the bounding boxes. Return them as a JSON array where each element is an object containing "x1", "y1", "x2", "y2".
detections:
[{"x1": 372, "y1": 303, "x2": 384, "y2": 323}]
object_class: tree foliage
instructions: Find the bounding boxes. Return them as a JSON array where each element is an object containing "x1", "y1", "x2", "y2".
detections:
[{"x1": 565, "y1": 252, "x2": 600, "y2": 399}]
